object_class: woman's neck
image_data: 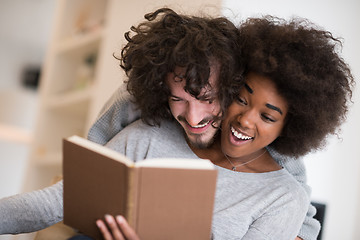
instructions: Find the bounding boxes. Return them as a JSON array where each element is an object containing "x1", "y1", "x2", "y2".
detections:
[{"x1": 190, "y1": 137, "x2": 281, "y2": 173}]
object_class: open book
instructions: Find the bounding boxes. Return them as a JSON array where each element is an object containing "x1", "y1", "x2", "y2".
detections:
[{"x1": 63, "y1": 135, "x2": 218, "y2": 240}]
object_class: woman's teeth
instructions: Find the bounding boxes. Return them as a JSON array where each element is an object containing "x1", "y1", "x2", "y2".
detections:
[{"x1": 231, "y1": 126, "x2": 253, "y2": 140}]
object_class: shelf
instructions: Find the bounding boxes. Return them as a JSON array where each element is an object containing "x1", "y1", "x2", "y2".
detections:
[
  {"x1": 57, "y1": 0, "x2": 108, "y2": 42},
  {"x1": 46, "y1": 86, "x2": 94, "y2": 116},
  {"x1": 55, "y1": 28, "x2": 104, "y2": 54},
  {"x1": 0, "y1": 123, "x2": 33, "y2": 144}
]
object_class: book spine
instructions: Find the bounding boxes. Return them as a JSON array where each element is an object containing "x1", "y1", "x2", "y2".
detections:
[{"x1": 126, "y1": 167, "x2": 140, "y2": 230}]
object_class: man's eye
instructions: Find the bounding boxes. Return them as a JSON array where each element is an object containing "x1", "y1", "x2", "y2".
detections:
[
  {"x1": 174, "y1": 74, "x2": 185, "y2": 82},
  {"x1": 204, "y1": 97, "x2": 215, "y2": 104},
  {"x1": 170, "y1": 97, "x2": 182, "y2": 102},
  {"x1": 201, "y1": 100, "x2": 214, "y2": 105}
]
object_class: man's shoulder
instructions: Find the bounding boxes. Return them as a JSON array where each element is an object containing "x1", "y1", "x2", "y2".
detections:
[
  {"x1": 122, "y1": 119, "x2": 181, "y2": 136},
  {"x1": 106, "y1": 119, "x2": 193, "y2": 160},
  {"x1": 108, "y1": 119, "x2": 183, "y2": 148}
]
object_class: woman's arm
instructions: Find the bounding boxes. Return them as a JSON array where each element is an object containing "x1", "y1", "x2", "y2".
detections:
[
  {"x1": 87, "y1": 88, "x2": 140, "y2": 145},
  {"x1": 0, "y1": 181, "x2": 63, "y2": 234},
  {"x1": 268, "y1": 147, "x2": 321, "y2": 240},
  {"x1": 242, "y1": 185, "x2": 310, "y2": 240}
]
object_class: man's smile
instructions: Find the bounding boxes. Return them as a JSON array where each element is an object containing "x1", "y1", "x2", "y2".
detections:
[{"x1": 185, "y1": 120, "x2": 213, "y2": 134}]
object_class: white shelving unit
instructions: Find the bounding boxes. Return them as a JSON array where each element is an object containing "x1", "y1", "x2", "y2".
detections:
[{"x1": 23, "y1": 0, "x2": 112, "y2": 192}]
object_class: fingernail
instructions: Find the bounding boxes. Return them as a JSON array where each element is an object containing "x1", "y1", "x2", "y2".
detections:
[
  {"x1": 116, "y1": 215, "x2": 124, "y2": 224},
  {"x1": 105, "y1": 214, "x2": 113, "y2": 222},
  {"x1": 96, "y1": 220, "x2": 102, "y2": 228}
]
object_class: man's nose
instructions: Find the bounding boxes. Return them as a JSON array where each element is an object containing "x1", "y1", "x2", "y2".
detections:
[{"x1": 184, "y1": 101, "x2": 207, "y2": 126}]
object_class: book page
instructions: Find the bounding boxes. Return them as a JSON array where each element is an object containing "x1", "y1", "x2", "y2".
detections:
[
  {"x1": 67, "y1": 135, "x2": 134, "y2": 167},
  {"x1": 135, "y1": 158, "x2": 214, "y2": 170}
]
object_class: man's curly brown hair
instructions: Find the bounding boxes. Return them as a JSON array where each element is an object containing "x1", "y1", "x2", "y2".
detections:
[
  {"x1": 238, "y1": 16, "x2": 354, "y2": 158},
  {"x1": 118, "y1": 8, "x2": 241, "y2": 126}
]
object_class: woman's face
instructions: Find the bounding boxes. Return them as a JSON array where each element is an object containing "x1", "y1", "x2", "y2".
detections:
[{"x1": 221, "y1": 72, "x2": 288, "y2": 159}]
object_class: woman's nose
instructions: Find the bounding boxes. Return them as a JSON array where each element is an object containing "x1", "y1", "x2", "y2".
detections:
[{"x1": 237, "y1": 109, "x2": 256, "y2": 129}]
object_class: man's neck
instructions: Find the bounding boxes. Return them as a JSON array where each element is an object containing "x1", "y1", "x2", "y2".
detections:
[{"x1": 188, "y1": 136, "x2": 223, "y2": 163}]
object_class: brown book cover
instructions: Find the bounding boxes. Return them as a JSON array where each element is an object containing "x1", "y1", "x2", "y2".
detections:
[{"x1": 63, "y1": 135, "x2": 218, "y2": 240}]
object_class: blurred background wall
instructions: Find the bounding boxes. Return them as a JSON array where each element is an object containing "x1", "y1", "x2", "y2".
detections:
[
  {"x1": 0, "y1": 0, "x2": 359, "y2": 240},
  {"x1": 0, "y1": 0, "x2": 56, "y2": 198},
  {"x1": 222, "y1": 1, "x2": 360, "y2": 239}
]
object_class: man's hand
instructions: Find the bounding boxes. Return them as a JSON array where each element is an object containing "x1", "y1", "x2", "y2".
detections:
[{"x1": 96, "y1": 215, "x2": 140, "y2": 240}]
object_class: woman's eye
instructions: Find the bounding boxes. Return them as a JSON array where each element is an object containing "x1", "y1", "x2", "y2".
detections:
[
  {"x1": 262, "y1": 114, "x2": 276, "y2": 123},
  {"x1": 236, "y1": 96, "x2": 247, "y2": 105}
]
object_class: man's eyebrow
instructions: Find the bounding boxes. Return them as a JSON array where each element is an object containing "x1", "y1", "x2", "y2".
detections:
[
  {"x1": 266, "y1": 103, "x2": 283, "y2": 115},
  {"x1": 244, "y1": 83, "x2": 253, "y2": 94},
  {"x1": 170, "y1": 94, "x2": 181, "y2": 98}
]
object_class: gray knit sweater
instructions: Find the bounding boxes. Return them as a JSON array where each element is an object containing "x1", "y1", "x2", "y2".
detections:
[
  {"x1": 107, "y1": 119, "x2": 310, "y2": 239},
  {"x1": 0, "y1": 88, "x2": 320, "y2": 239}
]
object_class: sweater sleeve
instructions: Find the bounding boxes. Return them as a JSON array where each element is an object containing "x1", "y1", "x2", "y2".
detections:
[
  {"x1": 268, "y1": 147, "x2": 321, "y2": 240},
  {"x1": 242, "y1": 184, "x2": 310, "y2": 240},
  {"x1": 87, "y1": 88, "x2": 141, "y2": 145},
  {"x1": 0, "y1": 181, "x2": 63, "y2": 234}
]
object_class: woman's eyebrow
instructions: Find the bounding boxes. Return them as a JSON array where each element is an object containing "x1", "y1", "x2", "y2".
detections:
[
  {"x1": 266, "y1": 103, "x2": 283, "y2": 115},
  {"x1": 245, "y1": 82, "x2": 283, "y2": 114},
  {"x1": 244, "y1": 83, "x2": 253, "y2": 94}
]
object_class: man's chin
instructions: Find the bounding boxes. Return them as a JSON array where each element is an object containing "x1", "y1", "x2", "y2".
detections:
[
  {"x1": 181, "y1": 122, "x2": 219, "y2": 149},
  {"x1": 186, "y1": 135, "x2": 215, "y2": 149}
]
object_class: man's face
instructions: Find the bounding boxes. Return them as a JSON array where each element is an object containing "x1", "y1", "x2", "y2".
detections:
[{"x1": 166, "y1": 63, "x2": 221, "y2": 149}]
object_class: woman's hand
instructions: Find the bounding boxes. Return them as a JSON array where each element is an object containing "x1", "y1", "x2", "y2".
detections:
[{"x1": 96, "y1": 215, "x2": 140, "y2": 240}]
